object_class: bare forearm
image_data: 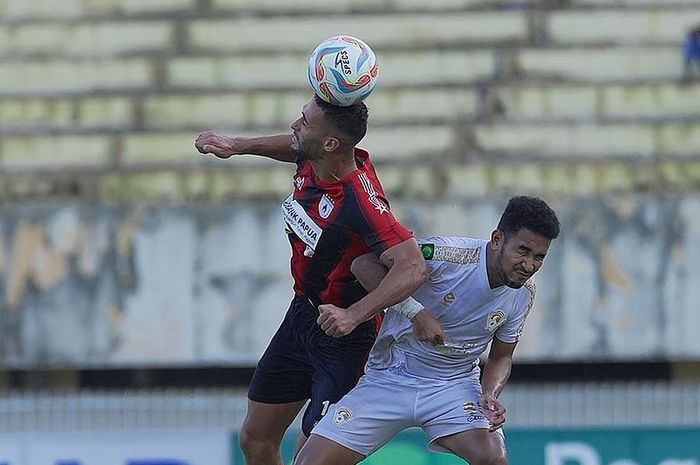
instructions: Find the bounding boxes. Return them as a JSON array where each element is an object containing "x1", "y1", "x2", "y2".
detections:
[
  {"x1": 348, "y1": 256, "x2": 426, "y2": 323},
  {"x1": 242, "y1": 134, "x2": 295, "y2": 162},
  {"x1": 481, "y1": 356, "x2": 512, "y2": 399},
  {"x1": 196, "y1": 130, "x2": 295, "y2": 162}
]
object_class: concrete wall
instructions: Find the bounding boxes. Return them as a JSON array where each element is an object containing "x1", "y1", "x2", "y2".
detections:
[
  {"x1": 1, "y1": 0, "x2": 699, "y2": 367},
  {"x1": 1, "y1": 195, "x2": 698, "y2": 367}
]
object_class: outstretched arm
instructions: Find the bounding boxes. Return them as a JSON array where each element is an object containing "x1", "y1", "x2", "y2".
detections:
[
  {"x1": 480, "y1": 338, "x2": 517, "y2": 431},
  {"x1": 194, "y1": 132, "x2": 296, "y2": 163}
]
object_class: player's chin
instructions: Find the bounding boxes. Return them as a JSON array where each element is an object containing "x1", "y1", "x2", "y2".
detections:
[
  {"x1": 506, "y1": 272, "x2": 532, "y2": 288},
  {"x1": 504, "y1": 277, "x2": 526, "y2": 289}
]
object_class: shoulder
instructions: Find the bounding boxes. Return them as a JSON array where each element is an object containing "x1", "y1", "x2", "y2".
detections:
[
  {"x1": 354, "y1": 147, "x2": 371, "y2": 166},
  {"x1": 418, "y1": 236, "x2": 484, "y2": 265},
  {"x1": 344, "y1": 153, "x2": 391, "y2": 213},
  {"x1": 515, "y1": 280, "x2": 536, "y2": 311},
  {"x1": 419, "y1": 236, "x2": 483, "y2": 248},
  {"x1": 295, "y1": 157, "x2": 312, "y2": 175},
  {"x1": 350, "y1": 148, "x2": 383, "y2": 189}
]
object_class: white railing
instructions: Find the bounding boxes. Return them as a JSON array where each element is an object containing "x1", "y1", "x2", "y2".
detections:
[
  {"x1": 502, "y1": 382, "x2": 700, "y2": 427},
  {"x1": 0, "y1": 382, "x2": 698, "y2": 432},
  {"x1": 0, "y1": 388, "x2": 249, "y2": 432}
]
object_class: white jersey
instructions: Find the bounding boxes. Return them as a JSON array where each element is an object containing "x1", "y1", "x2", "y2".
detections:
[{"x1": 366, "y1": 235, "x2": 535, "y2": 383}]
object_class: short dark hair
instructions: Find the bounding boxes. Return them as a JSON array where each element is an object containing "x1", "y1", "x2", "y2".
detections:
[
  {"x1": 497, "y1": 196, "x2": 560, "y2": 240},
  {"x1": 314, "y1": 94, "x2": 368, "y2": 146}
]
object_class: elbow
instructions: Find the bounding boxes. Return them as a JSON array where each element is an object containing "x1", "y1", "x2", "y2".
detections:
[{"x1": 350, "y1": 253, "x2": 372, "y2": 279}]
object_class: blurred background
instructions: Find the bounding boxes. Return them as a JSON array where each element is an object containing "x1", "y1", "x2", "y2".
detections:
[{"x1": 1, "y1": 0, "x2": 699, "y2": 463}]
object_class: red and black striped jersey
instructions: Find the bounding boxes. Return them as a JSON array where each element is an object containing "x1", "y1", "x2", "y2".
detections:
[{"x1": 282, "y1": 148, "x2": 413, "y2": 309}]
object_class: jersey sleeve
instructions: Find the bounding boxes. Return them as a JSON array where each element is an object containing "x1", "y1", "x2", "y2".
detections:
[
  {"x1": 410, "y1": 259, "x2": 447, "y2": 310},
  {"x1": 495, "y1": 281, "x2": 536, "y2": 344},
  {"x1": 346, "y1": 173, "x2": 413, "y2": 256},
  {"x1": 416, "y1": 235, "x2": 453, "y2": 278}
]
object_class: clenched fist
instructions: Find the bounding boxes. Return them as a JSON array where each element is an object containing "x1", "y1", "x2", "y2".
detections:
[
  {"x1": 195, "y1": 131, "x2": 245, "y2": 159},
  {"x1": 317, "y1": 304, "x2": 362, "y2": 338}
]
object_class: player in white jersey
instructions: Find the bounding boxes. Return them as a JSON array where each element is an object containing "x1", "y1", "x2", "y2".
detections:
[{"x1": 294, "y1": 196, "x2": 561, "y2": 465}]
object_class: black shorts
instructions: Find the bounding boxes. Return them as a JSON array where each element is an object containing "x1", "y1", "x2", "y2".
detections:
[{"x1": 248, "y1": 295, "x2": 377, "y2": 436}]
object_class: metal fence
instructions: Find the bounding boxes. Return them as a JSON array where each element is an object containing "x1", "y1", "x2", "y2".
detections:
[
  {"x1": 502, "y1": 382, "x2": 700, "y2": 427},
  {"x1": 0, "y1": 382, "x2": 698, "y2": 432}
]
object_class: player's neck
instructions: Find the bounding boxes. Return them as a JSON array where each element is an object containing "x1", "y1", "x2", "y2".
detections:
[
  {"x1": 312, "y1": 151, "x2": 358, "y2": 182},
  {"x1": 485, "y1": 244, "x2": 503, "y2": 289}
]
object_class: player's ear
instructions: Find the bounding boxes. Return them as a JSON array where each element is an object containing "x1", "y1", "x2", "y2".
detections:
[
  {"x1": 323, "y1": 136, "x2": 341, "y2": 153},
  {"x1": 490, "y1": 229, "x2": 505, "y2": 250}
]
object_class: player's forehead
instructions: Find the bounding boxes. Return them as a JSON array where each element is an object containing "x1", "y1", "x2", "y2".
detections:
[
  {"x1": 506, "y1": 228, "x2": 551, "y2": 254},
  {"x1": 302, "y1": 98, "x2": 324, "y2": 125}
]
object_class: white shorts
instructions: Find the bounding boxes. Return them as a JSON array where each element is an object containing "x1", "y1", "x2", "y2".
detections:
[{"x1": 311, "y1": 368, "x2": 493, "y2": 457}]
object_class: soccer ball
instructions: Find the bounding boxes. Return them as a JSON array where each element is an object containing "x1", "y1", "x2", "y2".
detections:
[{"x1": 307, "y1": 35, "x2": 379, "y2": 107}]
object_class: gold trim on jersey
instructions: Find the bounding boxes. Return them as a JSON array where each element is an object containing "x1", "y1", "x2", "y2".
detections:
[
  {"x1": 516, "y1": 280, "x2": 537, "y2": 340},
  {"x1": 431, "y1": 245, "x2": 480, "y2": 264}
]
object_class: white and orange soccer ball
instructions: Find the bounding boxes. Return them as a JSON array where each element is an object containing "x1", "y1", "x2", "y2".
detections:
[{"x1": 307, "y1": 35, "x2": 379, "y2": 107}]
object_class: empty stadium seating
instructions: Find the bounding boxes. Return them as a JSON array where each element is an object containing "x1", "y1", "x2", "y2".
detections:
[{"x1": 0, "y1": 0, "x2": 698, "y2": 200}]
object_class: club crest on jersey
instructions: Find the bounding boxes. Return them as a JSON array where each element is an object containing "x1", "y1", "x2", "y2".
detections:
[
  {"x1": 485, "y1": 310, "x2": 506, "y2": 332},
  {"x1": 318, "y1": 194, "x2": 335, "y2": 219},
  {"x1": 294, "y1": 176, "x2": 305, "y2": 190},
  {"x1": 442, "y1": 292, "x2": 456, "y2": 305},
  {"x1": 334, "y1": 406, "x2": 353, "y2": 426}
]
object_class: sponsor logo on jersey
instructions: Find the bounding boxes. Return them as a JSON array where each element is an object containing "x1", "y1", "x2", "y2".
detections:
[
  {"x1": 463, "y1": 402, "x2": 477, "y2": 415},
  {"x1": 420, "y1": 243, "x2": 435, "y2": 259},
  {"x1": 435, "y1": 341, "x2": 476, "y2": 356},
  {"x1": 334, "y1": 406, "x2": 353, "y2": 426},
  {"x1": 281, "y1": 194, "x2": 322, "y2": 257},
  {"x1": 294, "y1": 176, "x2": 305, "y2": 190},
  {"x1": 442, "y1": 292, "x2": 456, "y2": 304},
  {"x1": 318, "y1": 193, "x2": 334, "y2": 219},
  {"x1": 463, "y1": 402, "x2": 485, "y2": 422},
  {"x1": 485, "y1": 310, "x2": 506, "y2": 332},
  {"x1": 358, "y1": 172, "x2": 388, "y2": 214}
]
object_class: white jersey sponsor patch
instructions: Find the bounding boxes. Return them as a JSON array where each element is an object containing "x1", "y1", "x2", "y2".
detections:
[{"x1": 282, "y1": 194, "x2": 322, "y2": 257}]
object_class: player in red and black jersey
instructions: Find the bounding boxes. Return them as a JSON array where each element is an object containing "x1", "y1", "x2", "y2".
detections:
[{"x1": 196, "y1": 95, "x2": 432, "y2": 465}]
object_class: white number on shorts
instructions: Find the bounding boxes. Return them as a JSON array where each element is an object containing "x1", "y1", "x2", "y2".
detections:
[{"x1": 320, "y1": 400, "x2": 331, "y2": 417}]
